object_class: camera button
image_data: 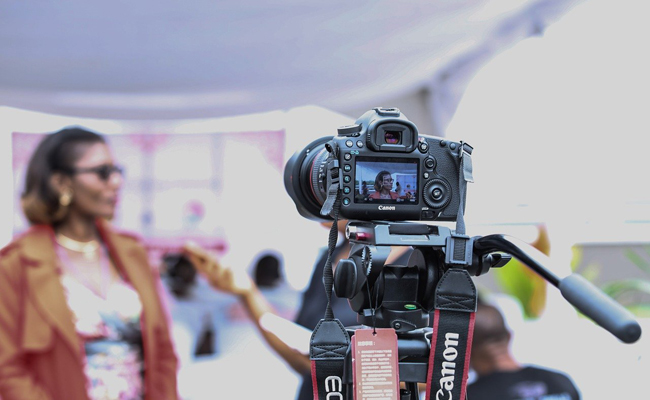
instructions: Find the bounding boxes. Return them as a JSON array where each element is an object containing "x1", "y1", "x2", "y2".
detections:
[
  {"x1": 425, "y1": 158, "x2": 436, "y2": 169},
  {"x1": 449, "y1": 143, "x2": 457, "y2": 150},
  {"x1": 343, "y1": 187, "x2": 351, "y2": 194},
  {"x1": 418, "y1": 142, "x2": 429, "y2": 152},
  {"x1": 356, "y1": 140, "x2": 364, "y2": 148},
  {"x1": 344, "y1": 153, "x2": 352, "y2": 161},
  {"x1": 423, "y1": 172, "x2": 430, "y2": 179},
  {"x1": 344, "y1": 164, "x2": 351, "y2": 172},
  {"x1": 342, "y1": 198, "x2": 351, "y2": 206},
  {"x1": 343, "y1": 176, "x2": 351, "y2": 183},
  {"x1": 346, "y1": 140, "x2": 354, "y2": 147}
]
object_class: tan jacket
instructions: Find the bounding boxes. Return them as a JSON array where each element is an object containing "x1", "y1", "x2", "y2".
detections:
[{"x1": 0, "y1": 221, "x2": 178, "y2": 400}]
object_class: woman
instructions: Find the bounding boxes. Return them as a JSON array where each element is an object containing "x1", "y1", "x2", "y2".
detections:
[
  {"x1": 0, "y1": 128, "x2": 178, "y2": 399},
  {"x1": 368, "y1": 170, "x2": 400, "y2": 200}
]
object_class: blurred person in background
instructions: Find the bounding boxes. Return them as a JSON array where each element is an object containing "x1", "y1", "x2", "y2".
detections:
[
  {"x1": 160, "y1": 252, "x2": 218, "y2": 361},
  {"x1": 0, "y1": 128, "x2": 178, "y2": 400},
  {"x1": 183, "y1": 219, "x2": 413, "y2": 400},
  {"x1": 467, "y1": 298, "x2": 580, "y2": 400}
]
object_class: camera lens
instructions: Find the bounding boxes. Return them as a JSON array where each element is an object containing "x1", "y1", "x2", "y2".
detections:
[
  {"x1": 384, "y1": 130, "x2": 401, "y2": 145},
  {"x1": 284, "y1": 137, "x2": 333, "y2": 220}
]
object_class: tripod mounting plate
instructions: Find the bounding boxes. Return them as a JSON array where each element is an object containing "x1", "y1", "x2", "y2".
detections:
[{"x1": 346, "y1": 221, "x2": 451, "y2": 247}]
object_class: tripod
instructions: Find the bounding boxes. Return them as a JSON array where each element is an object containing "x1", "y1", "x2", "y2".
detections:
[{"x1": 330, "y1": 220, "x2": 641, "y2": 400}]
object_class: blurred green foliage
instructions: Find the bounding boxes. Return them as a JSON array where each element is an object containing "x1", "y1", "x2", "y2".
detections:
[
  {"x1": 571, "y1": 244, "x2": 650, "y2": 318},
  {"x1": 493, "y1": 225, "x2": 549, "y2": 319}
]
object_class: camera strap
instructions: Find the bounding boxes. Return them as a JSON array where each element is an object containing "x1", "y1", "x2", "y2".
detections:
[
  {"x1": 310, "y1": 317, "x2": 350, "y2": 400},
  {"x1": 312, "y1": 183, "x2": 351, "y2": 400},
  {"x1": 425, "y1": 268, "x2": 477, "y2": 400},
  {"x1": 446, "y1": 141, "x2": 474, "y2": 268},
  {"x1": 455, "y1": 141, "x2": 474, "y2": 236},
  {"x1": 320, "y1": 140, "x2": 341, "y2": 219},
  {"x1": 424, "y1": 142, "x2": 476, "y2": 399}
]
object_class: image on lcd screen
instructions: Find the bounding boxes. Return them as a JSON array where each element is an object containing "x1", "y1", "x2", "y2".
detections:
[{"x1": 355, "y1": 157, "x2": 418, "y2": 204}]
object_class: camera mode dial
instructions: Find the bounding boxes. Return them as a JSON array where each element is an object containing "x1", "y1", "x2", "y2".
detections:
[
  {"x1": 338, "y1": 124, "x2": 362, "y2": 137},
  {"x1": 423, "y1": 178, "x2": 452, "y2": 209}
]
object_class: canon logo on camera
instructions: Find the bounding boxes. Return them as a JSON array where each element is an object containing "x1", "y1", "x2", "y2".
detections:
[{"x1": 378, "y1": 205, "x2": 396, "y2": 211}]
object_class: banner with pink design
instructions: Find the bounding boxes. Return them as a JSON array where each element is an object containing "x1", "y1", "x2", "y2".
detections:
[{"x1": 12, "y1": 130, "x2": 286, "y2": 264}]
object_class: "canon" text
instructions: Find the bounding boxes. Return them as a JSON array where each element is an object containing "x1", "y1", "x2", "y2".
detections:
[
  {"x1": 435, "y1": 332, "x2": 459, "y2": 400},
  {"x1": 325, "y1": 376, "x2": 343, "y2": 399}
]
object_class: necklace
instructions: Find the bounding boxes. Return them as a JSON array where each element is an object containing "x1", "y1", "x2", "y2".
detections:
[
  {"x1": 55, "y1": 239, "x2": 112, "y2": 299},
  {"x1": 55, "y1": 233, "x2": 100, "y2": 260}
]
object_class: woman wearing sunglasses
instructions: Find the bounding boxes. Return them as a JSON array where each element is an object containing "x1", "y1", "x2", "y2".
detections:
[
  {"x1": 368, "y1": 170, "x2": 400, "y2": 200},
  {"x1": 0, "y1": 128, "x2": 178, "y2": 399}
]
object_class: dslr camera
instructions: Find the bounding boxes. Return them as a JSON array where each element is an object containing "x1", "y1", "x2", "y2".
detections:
[{"x1": 285, "y1": 107, "x2": 471, "y2": 221}]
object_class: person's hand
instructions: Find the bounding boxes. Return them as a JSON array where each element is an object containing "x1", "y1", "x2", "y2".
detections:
[{"x1": 182, "y1": 241, "x2": 253, "y2": 296}]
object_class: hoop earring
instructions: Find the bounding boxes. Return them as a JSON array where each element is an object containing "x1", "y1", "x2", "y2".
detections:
[{"x1": 59, "y1": 190, "x2": 73, "y2": 207}]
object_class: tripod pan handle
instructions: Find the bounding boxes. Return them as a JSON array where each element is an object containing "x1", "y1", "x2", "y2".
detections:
[{"x1": 559, "y1": 273, "x2": 642, "y2": 343}]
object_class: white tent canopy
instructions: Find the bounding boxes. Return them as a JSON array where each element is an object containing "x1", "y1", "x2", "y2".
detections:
[{"x1": 0, "y1": 0, "x2": 582, "y2": 131}]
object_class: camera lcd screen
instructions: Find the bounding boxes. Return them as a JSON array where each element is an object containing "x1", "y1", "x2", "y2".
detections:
[{"x1": 354, "y1": 157, "x2": 419, "y2": 204}]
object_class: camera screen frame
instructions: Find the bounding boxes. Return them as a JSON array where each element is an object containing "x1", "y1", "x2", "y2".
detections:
[{"x1": 354, "y1": 156, "x2": 419, "y2": 205}]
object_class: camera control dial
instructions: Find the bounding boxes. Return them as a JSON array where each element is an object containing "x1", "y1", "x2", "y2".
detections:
[
  {"x1": 338, "y1": 124, "x2": 362, "y2": 137},
  {"x1": 423, "y1": 178, "x2": 452, "y2": 209}
]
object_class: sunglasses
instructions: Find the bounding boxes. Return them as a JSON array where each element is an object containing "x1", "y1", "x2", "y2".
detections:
[{"x1": 68, "y1": 164, "x2": 125, "y2": 181}]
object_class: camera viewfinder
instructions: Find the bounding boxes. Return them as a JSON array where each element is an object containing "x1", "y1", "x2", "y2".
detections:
[{"x1": 384, "y1": 130, "x2": 402, "y2": 145}]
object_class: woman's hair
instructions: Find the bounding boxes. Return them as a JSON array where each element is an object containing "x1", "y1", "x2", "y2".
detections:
[
  {"x1": 21, "y1": 127, "x2": 106, "y2": 225},
  {"x1": 373, "y1": 170, "x2": 391, "y2": 192}
]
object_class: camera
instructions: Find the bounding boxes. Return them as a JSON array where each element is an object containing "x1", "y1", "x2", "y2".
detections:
[{"x1": 284, "y1": 107, "x2": 471, "y2": 221}]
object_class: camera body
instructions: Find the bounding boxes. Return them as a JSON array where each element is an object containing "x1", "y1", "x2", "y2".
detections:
[{"x1": 285, "y1": 107, "x2": 469, "y2": 222}]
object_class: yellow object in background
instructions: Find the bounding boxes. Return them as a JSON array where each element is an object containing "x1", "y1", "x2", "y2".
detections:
[{"x1": 494, "y1": 224, "x2": 550, "y2": 319}]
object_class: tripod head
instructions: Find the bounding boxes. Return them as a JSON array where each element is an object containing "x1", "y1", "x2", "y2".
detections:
[
  {"x1": 333, "y1": 221, "x2": 510, "y2": 333},
  {"x1": 333, "y1": 220, "x2": 641, "y2": 343}
]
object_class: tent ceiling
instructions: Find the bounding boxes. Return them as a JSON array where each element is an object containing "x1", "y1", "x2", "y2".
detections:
[{"x1": 0, "y1": 0, "x2": 580, "y2": 120}]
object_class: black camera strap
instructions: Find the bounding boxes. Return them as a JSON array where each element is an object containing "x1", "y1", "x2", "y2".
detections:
[
  {"x1": 320, "y1": 141, "x2": 341, "y2": 219},
  {"x1": 425, "y1": 267, "x2": 477, "y2": 400},
  {"x1": 311, "y1": 148, "x2": 351, "y2": 400},
  {"x1": 310, "y1": 316, "x2": 350, "y2": 400},
  {"x1": 424, "y1": 143, "x2": 476, "y2": 399},
  {"x1": 446, "y1": 142, "x2": 474, "y2": 269},
  {"x1": 455, "y1": 142, "x2": 474, "y2": 236}
]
